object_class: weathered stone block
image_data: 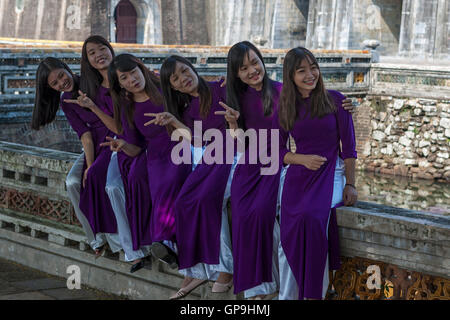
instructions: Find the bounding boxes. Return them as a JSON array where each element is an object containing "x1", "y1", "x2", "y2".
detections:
[{"x1": 48, "y1": 234, "x2": 68, "y2": 246}]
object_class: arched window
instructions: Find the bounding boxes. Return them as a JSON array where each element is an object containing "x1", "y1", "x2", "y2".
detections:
[{"x1": 114, "y1": 0, "x2": 137, "y2": 43}]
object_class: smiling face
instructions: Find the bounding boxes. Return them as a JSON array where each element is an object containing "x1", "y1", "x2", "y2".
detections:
[
  {"x1": 169, "y1": 61, "x2": 199, "y2": 96},
  {"x1": 237, "y1": 49, "x2": 265, "y2": 91},
  {"x1": 293, "y1": 56, "x2": 320, "y2": 97},
  {"x1": 47, "y1": 68, "x2": 74, "y2": 92},
  {"x1": 86, "y1": 42, "x2": 113, "y2": 71},
  {"x1": 116, "y1": 66, "x2": 146, "y2": 95}
]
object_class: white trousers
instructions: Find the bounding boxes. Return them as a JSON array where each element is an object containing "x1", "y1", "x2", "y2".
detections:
[
  {"x1": 65, "y1": 152, "x2": 121, "y2": 252},
  {"x1": 105, "y1": 152, "x2": 151, "y2": 262},
  {"x1": 278, "y1": 158, "x2": 345, "y2": 300}
]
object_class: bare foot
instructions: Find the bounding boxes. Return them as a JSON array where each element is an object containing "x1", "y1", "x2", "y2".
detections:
[{"x1": 180, "y1": 276, "x2": 193, "y2": 288}]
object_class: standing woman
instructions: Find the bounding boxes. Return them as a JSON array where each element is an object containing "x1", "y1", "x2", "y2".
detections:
[
  {"x1": 106, "y1": 53, "x2": 191, "y2": 269},
  {"x1": 224, "y1": 41, "x2": 283, "y2": 300},
  {"x1": 155, "y1": 55, "x2": 236, "y2": 299},
  {"x1": 71, "y1": 35, "x2": 151, "y2": 271},
  {"x1": 275, "y1": 47, "x2": 357, "y2": 300},
  {"x1": 31, "y1": 57, "x2": 121, "y2": 255}
]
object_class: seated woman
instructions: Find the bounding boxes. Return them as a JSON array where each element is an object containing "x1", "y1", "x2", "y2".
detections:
[{"x1": 32, "y1": 57, "x2": 121, "y2": 257}]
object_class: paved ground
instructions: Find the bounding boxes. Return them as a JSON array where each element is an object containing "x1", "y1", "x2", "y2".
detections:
[{"x1": 0, "y1": 257, "x2": 127, "y2": 300}]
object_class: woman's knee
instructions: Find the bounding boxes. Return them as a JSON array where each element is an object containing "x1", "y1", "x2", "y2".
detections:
[
  {"x1": 66, "y1": 172, "x2": 81, "y2": 191},
  {"x1": 105, "y1": 175, "x2": 123, "y2": 195}
]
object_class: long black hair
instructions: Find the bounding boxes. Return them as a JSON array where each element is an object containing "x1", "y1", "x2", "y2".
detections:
[
  {"x1": 108, "y1": 54, "x2": 163, "y2": 134},
  {"x1": 226, "y1": 41, "x2": 275, "y2": 129},
  {"x1": 279, "y1": 47, "x2": 335, "y2": 131},
  {"x1": 31, "y1": 57, "x2": 79, "y2": 130},
  {"x1": 159, "y1": 55, "x2": 212, "y2": 124},
  {"x1": 80, "y1": 35, "x2": 115, "y2": 101}
]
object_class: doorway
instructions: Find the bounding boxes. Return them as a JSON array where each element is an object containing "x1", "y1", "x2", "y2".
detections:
[{"x1": 114, "y1": 0, "x2": 137, "y2": 43}]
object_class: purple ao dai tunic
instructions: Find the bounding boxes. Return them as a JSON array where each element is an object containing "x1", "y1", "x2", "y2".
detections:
[
  {"x1": 274, "y1": 90, "x2": 357, "y2": 299},
  {"x1": 122, "y1": 99, "x2": 191, "y2": 244},
  {"x1": 174, "y1": 81, "x2": 233, "y2": 269},
  {"x1": 230, "y1": 81, "x2": 283, "y2": 293},
  {"x1": 60, "y1": 86, "x2": 117, "y2": 234}
]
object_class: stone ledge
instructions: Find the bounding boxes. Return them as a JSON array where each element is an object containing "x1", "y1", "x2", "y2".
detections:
[
  {"x1": 0, "y1": 214, "x2": 240, "y2": 300},
  {"x1": 337, "y1": 202, "x2": 450, "y2": 242},
  {"x1": 336, "y1": 203, "x2": 450, "y2": 279}
]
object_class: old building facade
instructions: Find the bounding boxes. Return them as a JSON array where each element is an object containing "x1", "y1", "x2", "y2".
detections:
[{"x1": 0, "y1": 0, "x2": 448, "y2": 59}]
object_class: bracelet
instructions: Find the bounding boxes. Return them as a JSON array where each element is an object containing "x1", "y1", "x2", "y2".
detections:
[{"x1": 345, "y1": 183, "x2": 356, "y2": 189}]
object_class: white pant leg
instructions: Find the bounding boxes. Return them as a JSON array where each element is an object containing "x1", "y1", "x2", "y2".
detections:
[
  {"x1": 178, "y1": 264, "x2": 212, "y2": 281},
  {"x1": 105, "y1": 152, "x2": 150, "y2": 259},
  {"x1": 66, "y1": 152, "x2": 106, "y2": 250},
  {"x1": 165, "y1": 239, "x2": 213, "y2": 281},
  {"x1": 322, "y1": 157, "x2": 345, "y2": 298},
  {"x1": 278, "y1": 158, "x2": 345, "y2": 300},
  {"x1": 277, "y1": 164, "x2": 298, "y2": 299},
  {"x1": 206, "y1": 154, "x2": 239, "y2": 276},
  {"x1": 244, "y1": 218, "x2": 280, "y2": 299},
  {"x1": 276, "y1": 165, "x2": 289, "y2": 219}
]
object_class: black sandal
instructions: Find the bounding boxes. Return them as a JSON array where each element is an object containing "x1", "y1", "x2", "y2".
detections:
[
  {"x1": 130, "y1": 259, "x2": 145, "y2": 273},
  {"x1": 150, "y1": 242, "x2": 178, "y2": 269}
]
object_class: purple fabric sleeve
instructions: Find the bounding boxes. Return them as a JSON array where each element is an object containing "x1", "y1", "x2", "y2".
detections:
[
  {"x1": 272, "y1": 111, "x2": 290, "y2": 167},
  {"x1": 330, "y1": 90, "x2": 358, "y2": 159},
  {"x1": 121, "y1": 114, "x2": 145, "y2": 148},
  {"x1": 60, "y1": 95, "x2": 90, "y2": 139}
]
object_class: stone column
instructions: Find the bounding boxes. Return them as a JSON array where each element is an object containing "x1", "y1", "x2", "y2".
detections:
[
  {"x1": 160, "y1": 0, "x2": 182, "y2": 44},
  {"x1": 271, "y1": 0, "x2": 308, "y2": 48},
  {"x1": 398, "y1": 0, "x2": 449, "y2": 59},
  {"x1": 90, "y1": 0, "x2": 110, "y2": 39},
  {"x1": 210, "y1": 0, "x2": 277, "y2": 47},
  {"x1": 306, "y1": 0, "x2": 402, "y2": 55},
  {"x1": 434, "y1": 0, "x2": 450, "y2": 60},
  {"x1": 305, "y1": 0, "x2": 353, "y2": 50}
]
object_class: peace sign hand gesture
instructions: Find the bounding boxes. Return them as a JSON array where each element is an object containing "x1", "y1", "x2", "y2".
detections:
[
  {"x1": 64, "y1": 90, "x2": 96, "y2": 111},
  {"x1": 99, "y1": 136, "x2": 126, "y2": 152},
  {"x1": 215, "y1": 101, "x2": 240, "y2": 130},
  {"x1": 143, "y1": 112, "x2": 175, "y2": 127}
]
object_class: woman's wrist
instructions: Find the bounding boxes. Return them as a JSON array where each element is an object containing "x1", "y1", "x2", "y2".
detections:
[
  {"x1": 345, "y1": 183, "x2": 356, "y2": 190},
  {"x1": 294, "y1": 153, "x2": 305, "y2": 166}
]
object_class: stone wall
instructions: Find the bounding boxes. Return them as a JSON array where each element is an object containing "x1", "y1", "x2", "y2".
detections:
[{"x1": 354, "y1": 96, "x2": 450, "y2": 182}]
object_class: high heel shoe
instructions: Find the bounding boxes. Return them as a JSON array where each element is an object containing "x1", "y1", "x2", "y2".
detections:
[
  {"x1": 169, "y1": 279, "x2": 207, "y2": 300},
  {"x1": 211, "y1": 279, "x2": 233, "y2": 293}
]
